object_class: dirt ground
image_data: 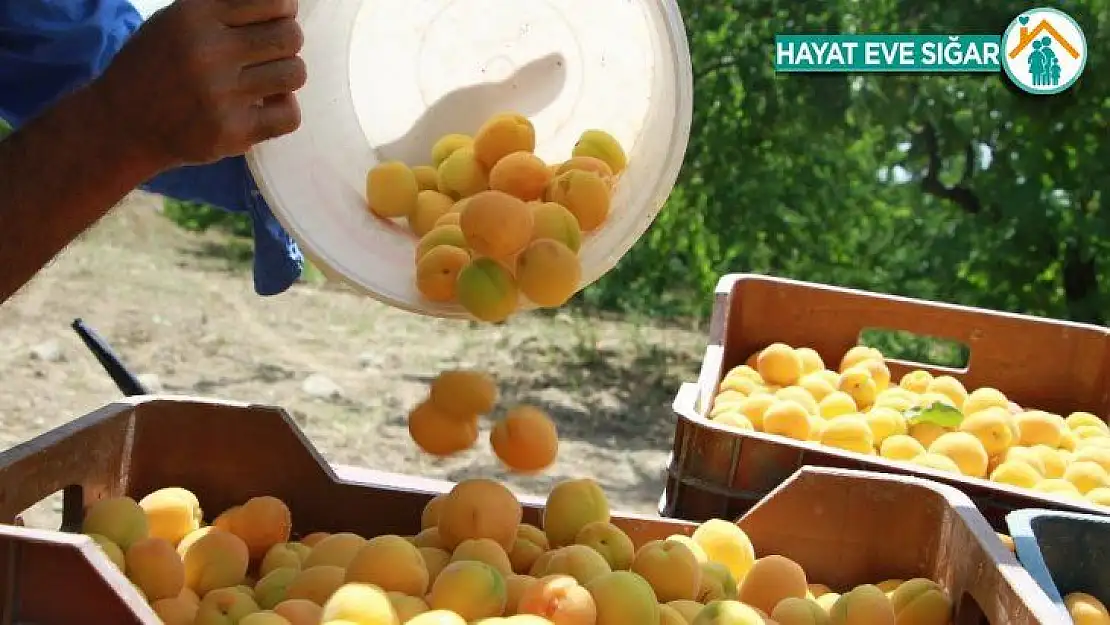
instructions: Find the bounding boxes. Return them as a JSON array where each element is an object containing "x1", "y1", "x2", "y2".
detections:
[{"x1": 0, "y1": 193, "x2": 707, "y2": 528}]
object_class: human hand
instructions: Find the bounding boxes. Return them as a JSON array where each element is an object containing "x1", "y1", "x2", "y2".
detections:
[{"x1": 93, "y1": 0, "x2": 307, "y2": 170}]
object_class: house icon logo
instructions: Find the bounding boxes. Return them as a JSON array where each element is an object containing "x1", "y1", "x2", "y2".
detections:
[{"x1": 1001, "y1": 7, "x2": 1088, "y2": 95}]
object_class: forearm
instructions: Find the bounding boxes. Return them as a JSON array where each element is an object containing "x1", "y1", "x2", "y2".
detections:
[{"x1": 0, "y1": 83, "x2": 164, "y2": 303}]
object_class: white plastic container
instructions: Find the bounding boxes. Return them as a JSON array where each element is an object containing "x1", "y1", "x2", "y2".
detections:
[{"x1": 247, "y1": 0, "x2": 694, "y2": 318}]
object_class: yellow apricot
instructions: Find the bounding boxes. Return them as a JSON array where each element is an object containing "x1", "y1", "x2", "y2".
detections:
[
  {"x1": 929, "y1": 432, "x2": 989, "y2": 478},
  {"x1": 829, "y1": 584, "x2": 894, "y2": 625},
  {"x1": 409, "y1": 190, "x2": 457, "y2": 237},
  {"x1": 989, "y1": 461, "x2": 1042, "y2": 489},
  {"x1": 820, "y1": 417, "x2": 874, "y2": 455},
  {"x1": 346, "y1": 534, "x2": 430, "y2": 596},
  {"x1": 690, "y1": 599, "x2": 763, "y2": 624},
  {"x1": 1015, "y1": 410, "x2": 1066, "y2": 447},
  {"x1": 432, "y1": 134, "x2": 473, "y2": 167},
  {"x1": 413, "y1": 165, "x2": 440, "y2": 192},
  {"x1": 420, "y1": 547, "x2": 451, "y2": 581},
  {"x1": 546, "y1": 170, "x2": 611, "y2": 232},
  {"x1": 429, "y1": 560, "x2": 508, "y2": 621},
  {"x1": 195, "y1": 587, "x2": 259, "y2": 625},
  {"x1": 510, "y1": 525, "x2": 550, "y2": 575},
  {"x1": 490, "y1": 151, "x2": 552, "y2": 201},
  {"x1": 690, "y1": 519, "x2": 756, "y2": 582},
  {"x1": 438, "y1": 147, "x2": 489, "y2": 199},
  {"x1": 865, "y1": 407, "x2": 907, "y2": 446},
  {"x1": 152, "y1": 596, "x2": 198, "y2": 625},
  {"x1": 367, "y1": 161, "x2": 419, "y2": 218},
  {"x1": 697, "y1": 561, "x2": 739, "y2": 603},
  {"x1": 543, "y1": 478, "x2": 610, "y2": 548},
  {"x1": 772, "y1": 596, "x2": 829, "y2": 625},
  {"x1": 286, "y1": 565, "x2": 346, "y2": 605},
  {"x1": 959, "y1": 407, "x2": 1014, "y2": 456},
  {"x1": 452, "y1": 537, "x2": 514, "y2": 577},
  {"x1": 632, "y1": 538, "x2": 702, "y2": 602},
  {"x1": 430, "y1": 369, "x2": 497, "y2": 416},
  {"x1": 544, "y1": 545, "x2": 612, "y2": 587},
  {"x1": 413, "y1": 527, "x2": 449, "y2": 551},
  {"x1": 460, "y1": 190, "x2": 534, "y2": 259},
  {"x1": 889, "y1": 578, "x2": 951, "y2": 625},
  {"x1": 138, "y1": 487, "x2": 202, "y2": 546},
  {"x1": 474, "y1": 113, "x2": 536, "y2": 169},
  {"x1": 763, "y1": 400, "x2": 812, "y2": 441},
  {"x1": 416, "y1": 245, "x2": 470, "y2": 302},
  {"x1": 556, "y1": 155, "x2": 614, "y2": 180},
  {"x1": 819, "y1": 392, "x2": 857, "y2": 419},
  {"x1": 1064, "y1": 461, "x2": 1110, "y2": 494},
  {"x1": 516, "y1": 239, "x2": 581, "y2": 308},
  {"x1": 839, "y1": 345, "x2": 883, "y2": 372},
  {"x1": 530, "y1": 202, "x2": 582, "y2": 253},
  {"x1": 491, "y1": 405, "x2": 559, "y2": 473},
  {"x1": 273, "y1": 599, "x2": 322, "y2": 625},
  {"x1": 776, "y1": 386, "x2": 820, "y2": 416},
  {"x1": 838, "y1": 367, "x2": 878, "y2": 410},
  {"x1": 587, "y1": 571, "x2": 660, "y2": 625},
  {"x1": 408, "y1": 400, "x2": 478, "y2": 456},
  {"x1": 434, "y1": 211, "x2": 461, "y2": 227},
  {"x1": 416, "y1": 224, "x2": 468, "y2": 263},
  {"x1": 255, "y1": 567, "x2": 298, "y2": 609},
  {"x1": 925, "y1": 376, "x2": 968, "y2": 409},
  {"x1": 758, "y1": 343, "x2": 803, "y2": 387},
  {"x1": 456, "y1": 258, "x2": 519, "y2": 323},
  {"x1": 82, "y1": 496, "x2": 149, "y2": 551},
  {"x1": 571, "y1": 130, "x2": 627, "y2": 174},
  {"x1": 87, "y1": 533, "x2": 126, "y2": 571},
  {"x1": 575, "y1": 522, "x2": 634, "y2": 571},
  {"x1": 911, "y1": 453, "x2": 962, "y2": 474},
  {"x1": 179, "y1": 528, "x2": 250, "y2": 596},
  {"x1": 126, "y1": 537, "x2": 185, "y2": 601},
  {"x1": 303, "y1": 532, "x2": 367, "y2": 569},
  {"x1": 439, "y1": 478, "x2": 523, "y2": 551},
  {"x1": 321, "y1": 582, "x2": 398, "y2": 624}
]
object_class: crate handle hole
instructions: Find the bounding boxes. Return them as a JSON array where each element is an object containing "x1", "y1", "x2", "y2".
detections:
[
  {"x1": 857, "y1": 328, "x2": 971, "y2": 370},
  {"x1": 953, "y1": 590, "x2": 988, "y2": 624},
  {"x1": 10, "y1": 485, "x2": 83, "y2": 532}
]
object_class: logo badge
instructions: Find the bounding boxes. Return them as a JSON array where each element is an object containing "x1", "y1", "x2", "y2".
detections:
[{"x1": 1001, "y1": 7, "x2": 1088, "y2": 94}]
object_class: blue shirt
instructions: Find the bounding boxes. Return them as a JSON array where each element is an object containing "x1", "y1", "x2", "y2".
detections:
[{"x1": 0, "y1": 0, "x2": 303, "y2": 295}]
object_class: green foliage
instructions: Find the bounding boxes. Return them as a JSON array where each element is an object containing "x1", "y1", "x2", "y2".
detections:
[{"x1": 163, "y1": 199, "x2": 251, "y2": 238}]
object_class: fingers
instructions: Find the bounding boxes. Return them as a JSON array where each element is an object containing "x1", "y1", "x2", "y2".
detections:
[
  {"x1": 240, "y1": 56, "x2": 307, "y2": 99},
  {"x1": 248, "y1": 94, "x2": 302, "y2": 144},
  {"x1": 231, "y1": 17, "x2": 304, "y2": 66},
  {"x1": 218, "y1": 0, "x2": 297, "y2": 27}
]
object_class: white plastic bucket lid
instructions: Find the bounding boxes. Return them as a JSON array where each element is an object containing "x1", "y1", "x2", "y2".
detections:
[{"x1": 247, "y1": 0, "x2": 694, "y2": 318}]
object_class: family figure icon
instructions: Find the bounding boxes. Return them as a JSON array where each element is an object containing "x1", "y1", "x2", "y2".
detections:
[{"x1": 1028, "y1": 37, "x2": 1062, "y2": 86}]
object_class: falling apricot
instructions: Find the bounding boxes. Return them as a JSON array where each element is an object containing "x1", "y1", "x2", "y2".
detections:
[
  {"x1": 438, "y1": 147, "x2": 489, "y2": 199},
  {"x1": 460, "y1": 190, "x2": 534, "y2": 259},
  {"x1": 490, "y1": 405, "x2": 559, "y2": 473},
  {"x1": 416, "y1": 245, "x2": 470, "y2": 302},
  {"x1": 456, "y1": 258, "x2": 519, "y2": 323},
  {"x1": 571, "y1": 130, "x2": 626, "y2": 175},
  {"x1": 432, "y1": 134, "x2": 474, "y2": 167},
  {"x1": 546, "y1": 170, "x2": 610, "y2": 232},
  {"x1": 473, "y1": 113, "x2": 536, "y2": 169},
  {"x1": 408, "y1": 400, "x2": 479, "y2": 456},
  {"x1": 489, "y1": 151, "x2": 552, "y2": 202},
  {"x1": 416, "y1": 224, "x2": 468, "y2": 263},
  {"x1": 429, "y1": 370, "x2": 498, "y2": 417},
  {"x1": 367, "y1": 161, "x2": 419, "y2": 218},
  {"x1": 516, "y1": 239, "x2": 581, "y2": 308},
  {"x1": 530, "y1": 202, "x2": 582, "y2": 253},
  {"x1": 409, "y1": 190, "x2": 457, "y2": 237}
]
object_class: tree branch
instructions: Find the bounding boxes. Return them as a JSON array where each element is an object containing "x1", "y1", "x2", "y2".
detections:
[
  {"x1": 917, "y1": 122, "x2": 983, "y2": 214},
  {"x1": 694, "y1": 57, "x2": 739, "y2": 82}
]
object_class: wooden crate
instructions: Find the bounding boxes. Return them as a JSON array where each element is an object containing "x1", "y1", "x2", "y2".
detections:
[
  {"x1": 0, "y1": 396, "x2": 1060, "y2": 623},
  {"x1": 661, "y1": 273, "x2": 1110, "y2": 529}
]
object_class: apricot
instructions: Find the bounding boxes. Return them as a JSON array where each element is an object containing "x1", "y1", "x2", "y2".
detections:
[
  {"x1": 456, "y1": 258, "x2": 520, "y2": 323},
  {"x1": 829, "y1": 584, "x2": 894, "y2": 625},
  {"x1": 776, "y1": 386, "x2": 820, "y2": 416},
  {"x1": 690, "y1": 600, "x2": 763, "y2": 624},
  {"x1": 928, "y1": 432, "x2": 989, "y2": 478},
  {"x1": 416, "y1": 245, "x2": 470, "y2": 303},
  {"x1": 416, "y1": 225, "x2": 468, "y2": 263},
  {"x1": 422, "y1": 495, "x2": 447, "y2": 529},
  {"x1": 429, "y1": 560, "x2": 508, "y2": 620},
  {"x1": 152, "y1": 596, "x2": 198, "y2": 625},
  {"x1": 367, "y1": 161, "x2": 419, "y2": 218},
  {"x1": 438, "y1": 478, "x2": 523, "y2": 551},
  {"x1": 414, "y1": 527, "x2": 450, "y2": 551},
  {"x1": 632, "y1": 538, "x2": 702, "y2": 602},
  {"x1": 410, "y1": 190, "x2": 458, "y2": 237},
  {"x1": 820, "y1": 417, "x2": 874, "y2": 455},
  {"x1": 261, "y1": 543, "x2": 304, "y2": 577},
  {"x1": 178, "y1": 528, "x2": 249, "y2": 595},
  {"x1": 82, "y1": 496, "x2": 149, "y2": 550},
  {"x1": 911, "y1": 453, "x2": 961, "y2": 474},
  {"x1": 737, "y1": 555, "x2": 807, "y2": 614},
  {"x1": 420, "y1": 547, "x2": 452, "y2": 580},
  {"x1": 126, "y1": 537, "x2": 185, "y2": 601},
  {"x1": 222, "y1": 496, "x2": 293, "y2": 562},
  {"x1": 925, "y1": 376, "x2": 968, "y2": 408},
  {"x1": 303, "y1": 532, "x2": 369, "y2": 569},
  {"x1": 989, "y1": 461, "x2": 1042, "y2": 489},
  {"x1": 432, "y1": 134, "x2": 474, "y2": 167},
  {"x1": 899, "y1": 370, "x2": 932, "y2": 393},
  {"x1": 459, "y1": 190, "x2": 533, "y2": 258},
  {"x1": 516, "y1": 239, "x2": 581, "y2": 308},
  {"x1": 345, "y1": 535, "x2": 430, "y2": 596},
  {"x1": 435, "y1": 212, "x2": 461, "y2": 227},
  {"x1": 388, "y1": 591, "x2": 429, "y2": 621},
  {"x1": 452, "y1": 538, "x2": 514, "y2": 577},
  {"x1": 320, "y1": 582, "x2": 398, "y2": 624},
  {"x1": 1065, "y1": 461, "x2": 1110, "y2": 494},
  {"x1": 490, "y1": 405, "x2": 559, "y2": 473},
  {"x1": 407, "y1": 611, "x2": 468, "y2": 624},
  {"x1": 474, "y1": 114, "x2": 536, "y2": 169},
  {"x1": 504, "y1": 574, "x2": 538, "y2": 615},
  {"x1": 668, "y1": 600, "x2": 705, "y2": 622},
  {"x1": 490, "y1": 151, "x2": 552, "y2": 202},
  {"x1": 1015, "y1": 410, "x2": 1066, "y2": 447},
  {"x1": 544, "y1": 544, "x2": 612, "y2": 586},
  {"x1": 438, "y1": 147, "x2": 489, "y2": 199},
  {"x1": 697, "y1": 559, "x2": 741, "y2": 603},
  {"x1": 889, "y1": 578, "x2": 951, "y2": 625},
  {"x1": 510, "y1": 525, "x2": 550, "y2": 574},
  {"x1": 690, "y1": 519, "x2": 756, "y2": 582},
  {"x1": 763, "y1": 400, "x2": 812, "y2": 441},
  {"x1": 273, "y1": 599, "x2": 322, "y2": 625},
  {"x1": 285, "y1": 565, "x2": 345, "y2": 605},
  {"x1": 241, "y1": 612, "x2": 292, "y2": 625},
  {"x1": 771, "y1": 597, "x2": 828, "y2": 624},
  {"x1": 837, "y1": 368, "x2": 877, "y2": 410},
  {"x1": 543, "y1": 478, "x2": 610, "y2": 548},
  {"x1": 300, "y1": 532, "x2": 331, "y2": 547},
  {"x1": 87, "y1": 533, "x2": 126, "y2": 571},
  {"x1": 571, "y1": 130, "x2": 626, "y2": 175},
  {"x1": 586, "y1": 570, "x2": 659, "y2": 625},
  {"x1": 545, "y1": 170, "x2": 610, "y2": 232},
  {"x1": 194, "y1": 587, "x2": 259, "y2": 625},
  {"x1": 517, "y1": 574, "x2": 596, "y2": 624},
  {"x1": 575, "y1": 522, "x2": 634, "y2": 571},
  {"x1": 1065, "y1": 592, "x2": 1110, "y2": 624},
  {"x1": 138, "y1": 487, "x2": 202, "y2": 546},
  {"x1": 430, "y1": 370, "x2": 498, "y2": 417},
  {"x1": 413, "y1": 165, "x2": 440, "y2": 192},
  {"x1": 556, "y1": 156, "x2": 614, "y2": 180},
  {"x1": 408, "y1": 399, "x2": 479, "y2": 456},
  {"x1": 255, "y1": 566, "x2": 298, "y2": 609}
]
